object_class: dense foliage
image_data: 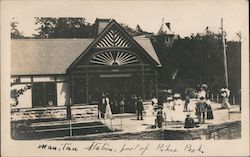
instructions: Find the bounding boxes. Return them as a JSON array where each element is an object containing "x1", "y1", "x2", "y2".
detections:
[
  {"x1": 11, "y1": 20, "x2": 24, "y2": 39},
  {"x1": 31, "y1": 18, "x2": 151, "y2": 38},
  {"x1": 32, "y1": 17, "x2": 96, "y2": 38},
  {"x1": 153, "y1": 31, "x2": 241, "y2": 95}
]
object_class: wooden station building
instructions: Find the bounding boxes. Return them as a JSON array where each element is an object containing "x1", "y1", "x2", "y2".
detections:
[{"x1": 11, "y1": 19, "x2": 161, "y2": 113}]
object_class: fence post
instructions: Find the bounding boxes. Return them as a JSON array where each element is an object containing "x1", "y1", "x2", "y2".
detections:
[
  {"x1": 213, "y1": 126, "x2": 216, "y2": 140},
  {"x1": 164, "y1": 114, "x2": 167, "y2": 129},
  {"x1": 120, "y1": 117, "x2": 123, "y2": 130},
  {"x1": 216, "y1": 94, "x2": 219, "y2": 103},
  {"x1": 211, "y1": 93, "x2": 214, "y2": 101},
  {"x1": 233, "y1": 95, "x2": 235, "y2": 105},
  {"x1": 69, "y1": 120, "x2": 73, "y2": 137},
  {"x1": 110, "y1": 117, "x2": 113, "y2": 131}
]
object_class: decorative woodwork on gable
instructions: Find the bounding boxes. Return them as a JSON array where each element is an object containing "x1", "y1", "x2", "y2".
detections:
[
  {"x1": 95, "y1": 26, "x2": 132, "y2": 48},
  {"x1": 90, "y1": 50, "x2": 139, "y2": 65}
]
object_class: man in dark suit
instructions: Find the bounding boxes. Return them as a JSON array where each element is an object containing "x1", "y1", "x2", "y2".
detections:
[
  {"x1": 136, "y1": 97, "x2": 144, "y2": 120},
  {"x1": 156, "y1": 106, "x2": 164, "y2": 128},
  {"x1": 98, "y1": 93, "x2": 106, "y2": 118}
]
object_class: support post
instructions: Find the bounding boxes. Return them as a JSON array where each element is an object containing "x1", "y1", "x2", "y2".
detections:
[
  {"x1": 221, "y1": 18, "x2": 229, "y2": 88},
  {"x1": 141, "y1": 64, "x2": 146, "y2": 100},
  {"x1": 67, "y1": 77, "x2": 75, "y2": 120},
  {"x1": 71, "y1": 80, "x2": 75, "y2": 106},
  {"x1": 142, "y1": 81, "x2": 146, "y2": 101},
  {"x1": 66, "y1": 74, "x2": 72, "y2": 120},
  {"x1": 155, "y1": 70, "x2": 158, "y2": 99},
  {"x1": 86, "y1": 72, "x2": 89, "y2": 105},
  {"x1": 233, "y1": 95, "x2": 235, "y2": 105}
]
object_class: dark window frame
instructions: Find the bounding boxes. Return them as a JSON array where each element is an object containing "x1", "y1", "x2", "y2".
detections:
[{"x1": 31, "y1": 82, "x2": 57, "y2": 108}]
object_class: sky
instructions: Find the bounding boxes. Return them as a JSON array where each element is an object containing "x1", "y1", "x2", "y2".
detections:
[{"x1": 5, "y1": 0, "x2": 249, "y2": 40}]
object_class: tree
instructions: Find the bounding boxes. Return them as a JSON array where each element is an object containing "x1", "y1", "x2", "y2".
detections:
[
  {"x1": 227, "y1": 41, "x2": 241, "y2": 94},
  {"x1": 33, "y1": 17, "x2": 95, "y2": 38},
  {"x1": 11, "y1": 18, "x2": 24, "y2": 39},
  {"x1": 153, "y1": 30, "x2": 229, "y2": 93},
  {"x1": 33, "y1": 17, "x2": 152, "y2": 38},
  {"x1": 121, "y1": 23, "x2": 152, "y2": 36},
  {"x1": 136, "y1": 24, "x2": 143, "y2": 33}
]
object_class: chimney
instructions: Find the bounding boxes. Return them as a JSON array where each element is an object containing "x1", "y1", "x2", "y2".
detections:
[{"x1": 95, "y1": 18, "x2": 111, "y2": 35}]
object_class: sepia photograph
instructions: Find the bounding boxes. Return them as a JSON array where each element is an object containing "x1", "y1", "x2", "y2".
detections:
[{"x1": 1, "y1": 0, "x2": 249, "y2": 156}]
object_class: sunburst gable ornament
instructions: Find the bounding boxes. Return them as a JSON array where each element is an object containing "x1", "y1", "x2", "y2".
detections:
[{"x1": 90, "y1": 51, "x2": 139, "y2": 65}]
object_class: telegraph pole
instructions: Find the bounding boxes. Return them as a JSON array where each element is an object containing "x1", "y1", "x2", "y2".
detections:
[{"x1": 221, "y1": 18, "x2": 229, "y2": 88}]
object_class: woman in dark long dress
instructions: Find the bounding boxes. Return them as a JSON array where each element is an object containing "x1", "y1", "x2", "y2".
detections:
[
  {"x1": 206, "y1": 99, "x2": 214, "y2": 119},
  {"x1": 99, "y1": 93, "x2": 106, "y2": 118}
]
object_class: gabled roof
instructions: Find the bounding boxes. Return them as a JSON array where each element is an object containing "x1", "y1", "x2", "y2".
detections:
[
  {"x1": 133, "y1": 36, "x2": 161, "y2": 66},
  {"x1": 11, "y1": 39, "x2": 93, "y2": 75},
  {"x1": 68, "y1": 20, "x2": 160, "y2": 69},
  {"x1": 11, "y1": 37, "x2": 161, "y2": 75},
  {"x1": 157, "y1": 18, "x2": 173, "y2": 36}
]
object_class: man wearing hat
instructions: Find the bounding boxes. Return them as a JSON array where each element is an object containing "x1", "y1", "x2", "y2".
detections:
[
  {"x1": 136, "y1": 97, "x2": 144, "y2": 120},
  {"x1": 156, "y1": 106, "x2": 164, "y2": 128},
  {"x1": 98, "y1": 93, "x2": 107, "y2": 118}
]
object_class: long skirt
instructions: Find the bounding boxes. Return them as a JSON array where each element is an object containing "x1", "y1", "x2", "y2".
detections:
[
  {"x1": 207, "y1": 106, "x2": 214, "y2": 119},
  {"x1": 145, "y1": 105, "x2": 155, "y2": 125},
  {"x1": 221, "y1": 98, "x2": 231, "y2": 109},
  {"x1": 167, "y1": 109, "x2": 175, "y2": 122},
  {"x1": 105, "y1": 104, "x2": 112, "y2": 118},
  {"x1": 174, "y1": 104, "x2": 185, "y2": 122}
]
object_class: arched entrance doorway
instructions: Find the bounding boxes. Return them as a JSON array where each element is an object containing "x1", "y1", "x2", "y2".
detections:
[{"x1": 88, "y1": 73, "x2": 141, "y2": 113}]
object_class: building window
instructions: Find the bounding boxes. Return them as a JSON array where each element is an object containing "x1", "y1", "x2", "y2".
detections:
[{"x1": 32, "y1": 82, "x2": 57, "y2": 107}]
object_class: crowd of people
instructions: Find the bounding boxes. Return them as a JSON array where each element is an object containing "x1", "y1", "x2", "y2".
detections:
[
  {"x1": 98, "y1": 92, "x2": 143, "y2": 120},
  {"x1": 98, "y1": 84, "x2": 231, "y2": 129},
  {"x1": 148, "y1": 84, "x2": 223, "y2": 128}
]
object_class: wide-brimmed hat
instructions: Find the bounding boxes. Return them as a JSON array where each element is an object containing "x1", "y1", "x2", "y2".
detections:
[
  {"x1": 201, "y1": 84, "x2": 208, "y2": 89},
  {"x1": 174, "y1": 93, "x2": 181, "y2": 96},
  {"x1": 167, "y1": 97, "x2": 173, "y2": 101},
  {"x1": 152, "y1": 98, "x2": 158, "y2": 104},
  {"x1": 221, "y1": 88, "x2": 226, "y2": 92}
]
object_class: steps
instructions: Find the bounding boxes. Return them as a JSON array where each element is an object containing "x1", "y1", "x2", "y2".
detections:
[{"x1": 11, "y1": 119, "x2": 113, "y2": 140}]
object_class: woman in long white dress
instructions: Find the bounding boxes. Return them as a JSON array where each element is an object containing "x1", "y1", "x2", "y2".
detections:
[
  {"x1": 165, "y1": 97, "x2": 175, "y2": 122},
  {"x1": 173, "y1": 93, "x2": 185, "y2": 122},
  {"x1": 105, "y1": 95, "x2": 112, "y2": 118},
  {"x1": 174, "y1": 99, "x2": 185, "y2": 122},
  {"x1": 145, "y1": 98, "x2": 157, "y2": 127}
]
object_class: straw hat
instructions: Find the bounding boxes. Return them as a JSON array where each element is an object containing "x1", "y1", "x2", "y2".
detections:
[{"x1": 167, "y1": 96, "x2": 173, "y2": 101}]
